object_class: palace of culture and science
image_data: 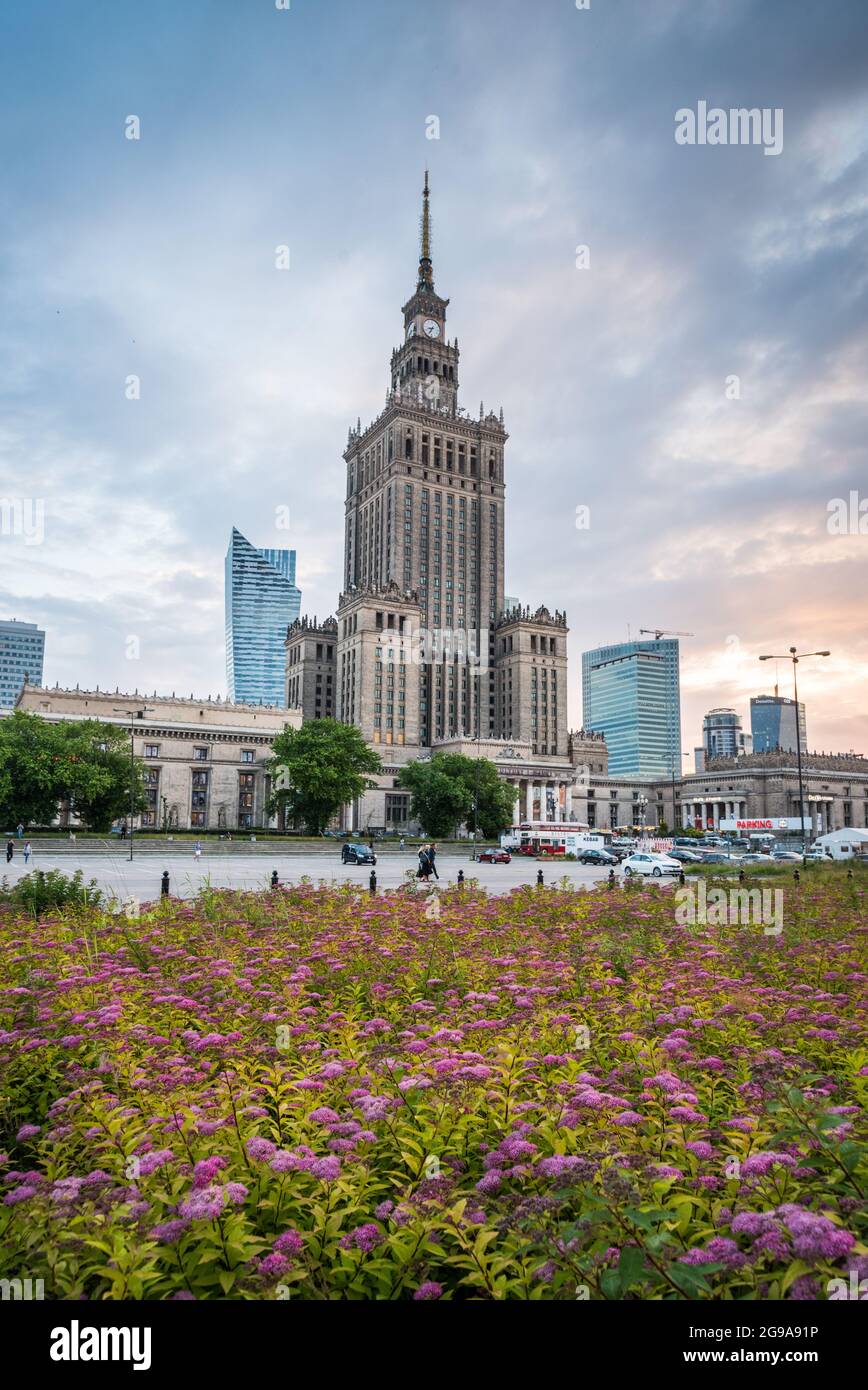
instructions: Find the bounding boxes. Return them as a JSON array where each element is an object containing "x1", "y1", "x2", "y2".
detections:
[{"x1": 286, "y1": 175, "x2": 604, "y2": 830}]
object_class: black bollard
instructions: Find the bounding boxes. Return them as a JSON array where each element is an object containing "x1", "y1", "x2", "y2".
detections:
[
  {"x1": 369, "y1": 869, "x2": 377, "y2": 896},
  {"x1": 793, "y1": 869, "x2": 800, "y2": 886},
  {"x1": 847, "y1": 867, "x2": 854, "y2": 880},
  {"x1": 536, "y1": 868, "x2": 544, "y2": 887},
  {"x1": 271, "y1": 869, "x2": 279, "y2": 888},
  {"x1": 161, "y1": 870, "x2": 170, "y2": 897},
  {"x1": 739, "y1": 869, "x2": 746, "y2": 884},
  {"x1": 457, "y1": 869, "x2": 464, "y2": 885},
  {"x1": 678, "y1": 870, "x2": 686, "y2": 886},
  {"x1": 607, "y1": 870, "x2": 616, "y2": 890}
]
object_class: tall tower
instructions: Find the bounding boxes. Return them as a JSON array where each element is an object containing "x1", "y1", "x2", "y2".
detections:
[
  {"x1": 225, "y1": 528, "x2": 302, "y2": 707},
  {"x1": 341, "y1": 174, "x2": 507, "y2": 745}
]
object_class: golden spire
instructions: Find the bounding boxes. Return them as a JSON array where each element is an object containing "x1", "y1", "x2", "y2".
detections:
[{"x1": 418, "y1": 170, "x2": 433, "y2": 289}]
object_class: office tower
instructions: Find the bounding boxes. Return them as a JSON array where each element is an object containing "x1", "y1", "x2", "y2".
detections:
[
  {"x1": 702, "y1": 707, "x2": 752, "y2": 760},
  {"x1": 750, "y1": 694, "x2": 806, "y2": 754},
  {"x1": 0, "y1": 618, "x2": 45, "y2": 708},
  {"x1": 225, "y1": 528, "x2": 301, "y2": 706},
  {"x1": 582, "y1": 638, "x2": 681, "y2": 777}
]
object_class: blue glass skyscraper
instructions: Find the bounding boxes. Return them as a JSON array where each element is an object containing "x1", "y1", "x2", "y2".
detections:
[
  {"x1": 0, "y1": 618, "x2": 45, "y2": 708},
  {"x1": 225, "y1": 529, "x2": 301, "y2": 706},
  {"x1": 582, "y1": 639, "x2": 682, "y2": 777}
]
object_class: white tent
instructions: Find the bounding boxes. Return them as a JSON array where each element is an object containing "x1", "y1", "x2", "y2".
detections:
[{"x1": 813, "y1": 828, "x2": 868, "y2": 860}]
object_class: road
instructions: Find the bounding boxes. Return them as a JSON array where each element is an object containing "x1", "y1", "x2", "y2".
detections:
[{"x1": 0, "y1": 850, "x2": 618, "y2": 901}]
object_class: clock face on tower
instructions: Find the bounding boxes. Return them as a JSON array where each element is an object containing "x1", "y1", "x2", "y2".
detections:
[{"x1": 423, "y1": 318, "x2": 441, "y2": 339}]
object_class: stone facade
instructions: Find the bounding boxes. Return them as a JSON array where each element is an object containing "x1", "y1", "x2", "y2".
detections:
[
  {"x1": 285, "y1": 616, "x2": 336, "y2": 721},
  {"x1": 14, "y1": 685, "x2": 301, "y2": 831},
  {"x1": 495, "y1": 606, "x2": 569, "y2": 756}
]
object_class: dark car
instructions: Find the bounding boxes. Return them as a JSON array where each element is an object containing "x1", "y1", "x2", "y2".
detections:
[
  {"x1": 477, "y1": 848, "x2": 511, "y2": 864},
  {"x1": 341, "y1": 844, "x2": 376, "y2": 865},
  {"x1": 670, "y1": 847, "x2": 702, "y2": 863},
  {"x1": 577, "y1": 848, "x2": 616, "y2": 865},
  {"x1": 700, "y1": 852, "x2": 730, "y2": 863},
  {"x1": 608, "y1": 845, "x2": 633, "y2": 862}
]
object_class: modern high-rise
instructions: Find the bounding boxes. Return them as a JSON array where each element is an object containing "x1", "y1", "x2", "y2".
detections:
[
  {"x1": 702, "y1": 707, "x2": 752, "y2": 760},
  {"x1": 582, "y1": 639, "x2": 681, "y2": 777},
  {"x1": 225, "y1": 528, "x2": 301, "y2": 706},
  {"x1": 0, "y1": 619, "x2": 45, "y2": 708},
  {"x1": 751, "y1": 694, "x2": 806, "y2": 754}
]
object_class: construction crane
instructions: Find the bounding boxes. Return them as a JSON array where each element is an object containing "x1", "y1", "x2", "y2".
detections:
[{"x1": 639, "y1": 628, "x2": 695, "y2": 641}]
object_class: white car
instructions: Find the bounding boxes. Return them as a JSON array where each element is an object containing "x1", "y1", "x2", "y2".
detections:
[
  {"x1": 805, "y1": 847, "x2": 831, "y2": 862},
  {"x1": 622, "y1": 852, "x2": 682, "y2": 878}
]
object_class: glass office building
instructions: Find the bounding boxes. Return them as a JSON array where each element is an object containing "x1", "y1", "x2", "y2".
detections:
[
  {"x1": 0, "y1": 619, "x2": 45, "y2": 708},
  {"x1": 581, "y1": 639, "x2": 682, "y2": 777},
  {"x1": 225, "y1": 529, "x2": 301, "y2": 707},
  {"x1": 750, "y1": 695, "x2": 806, "y2": 754}
]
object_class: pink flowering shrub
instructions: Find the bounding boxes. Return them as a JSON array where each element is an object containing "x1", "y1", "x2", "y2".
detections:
[{"x1": 0, "y1": 879, "x2": 865, "y2": 1300}]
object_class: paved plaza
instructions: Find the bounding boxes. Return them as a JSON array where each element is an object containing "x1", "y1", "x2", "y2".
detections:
[{"x1": 0, "y1": 849, "x2": 619, "y2": 902}]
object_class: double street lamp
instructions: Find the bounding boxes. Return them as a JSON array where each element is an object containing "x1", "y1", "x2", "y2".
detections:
[
  {"x1": 757, "y1": 648, "x2": 830, "y2": 861},
  {"x1": 114, "y1": 705, "x2": 154, "y2": 862}
]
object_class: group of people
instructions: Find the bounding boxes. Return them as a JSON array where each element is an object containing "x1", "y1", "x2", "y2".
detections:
[
  {"x1": 416, "y1": 843, "x2": 439, "y2": 882},
  {"x1": 6, "y1": 838, "x2": 32, "y2": 864}
]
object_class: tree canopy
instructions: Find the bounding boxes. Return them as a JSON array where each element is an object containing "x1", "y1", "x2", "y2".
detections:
[
  {"x1": 268, "y1": 718, "x2": 382, "y2": 834},
  {"x1": 0, "y1": 711, "x2": 143, "y2": 831},
  {"x1": 398, "y1": 753, "x2": 517, "y2": 839}
]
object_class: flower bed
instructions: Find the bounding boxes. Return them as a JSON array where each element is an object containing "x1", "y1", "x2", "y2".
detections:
[{"x1": 0, "y1": 880, "x2": 865, "y2": 1300}]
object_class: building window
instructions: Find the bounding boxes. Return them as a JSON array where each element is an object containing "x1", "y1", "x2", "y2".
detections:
[
  {"x1": 241, "y1": 749, "x2": 254, "y2": 763},
  {"x1": 193, "y1": 746, "x2": 209, "y2": 761},
  {"x1": 144, "y1": 744, "x2": 160, "y2": 758}
]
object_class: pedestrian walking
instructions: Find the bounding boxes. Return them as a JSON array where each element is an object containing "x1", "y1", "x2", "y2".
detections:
[
  {"x1": 6, "y1": 840, "x2": 13, "y2": 863},
  {"x1": 16, "y1": 823, "x2": 24, "y2": 839},
  {"x1": 120, "y1": 822, "x2": 127, "y2": 841},
  {"x1": 399, "y1": 836, "x2": 405, "y2": 852},
  {"x1": 428, "y1": 842, "x2": 440, "y2": 880},
  {"x1": 23, "y1": 841, "x2": 31, "y2": 865},
  {"x1": 194, "y1": 839, "x2": 202, "y2": 861},
  {"x1": 417, "y1": 846, "x2": 432, "y2": 882}
]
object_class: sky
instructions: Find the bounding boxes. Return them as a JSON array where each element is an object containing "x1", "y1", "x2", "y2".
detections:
[{"x1": 1, "y1": 0, "x2": 866, "y2": 757}]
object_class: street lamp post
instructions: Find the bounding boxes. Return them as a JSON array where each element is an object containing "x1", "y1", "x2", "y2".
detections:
[
  {"x1": 472, "y1": 681, "x2": 481, "y2": 861},
  {"x1": 114, "y1": 705, "x2": 154, "y2": 863},
  {"x1": 758, "y1": 648, "x2": 830, "y2": 862}
]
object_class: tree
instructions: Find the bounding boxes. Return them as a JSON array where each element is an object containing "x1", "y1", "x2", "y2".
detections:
[
  {"x1": 0, "y1": 712, "x2": 141, "y2": 830},
  {"x1": 61, "y1": 721, "x2": 146, "y2": 831},
  {"x1": 398, "y1": 753, "x2": 517, "y2": 839},
  {"x1": 268, "y1": 719, "x2": 382, "y2": 835}
]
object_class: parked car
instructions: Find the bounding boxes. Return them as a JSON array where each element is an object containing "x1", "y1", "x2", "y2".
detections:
[
  {"x1": 622, "y1": 852, "x2": 682, "y2": 878},
  {"x1": 772, "y1": 849, "x2": 803, "y2": 862},
  {"x1": 674, "y1": 837, "x2": 702, "y2": 848},
  {"x1": 805, "y1": 846, "x2": 832, "y2": 862},
  {"x1": 477, "y1": 848, "x2": 511, "y2": 864},
  {"x1": 698, "y1": 852, "x2": 731, "y2": 864},
  {"x1": 669, "y1": 847, "x2": 702, "y2": 863},
  {"x1": 341, "y1": 844, "x2": 376, "y2": 865},
  {"x1": 738, "y1": 852, "x2": 767, "y2": 864},
  {"x1": 608, "y1": 845, "x2": 633, "y2": 862},
  {"x1": 576, "y1": 847, "x2": 616, "y2": 865},
  {"x1": 731, "y1": 837, "x2": 752, "y2": 850}
]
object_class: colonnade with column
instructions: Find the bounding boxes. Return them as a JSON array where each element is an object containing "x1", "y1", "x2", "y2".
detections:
[
  {"x1": 503, "y1": 777, "x2": 574, "y2": 823},
  {"x1": 681, "y1": 798, "x2": 748, "y2": 830}
]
